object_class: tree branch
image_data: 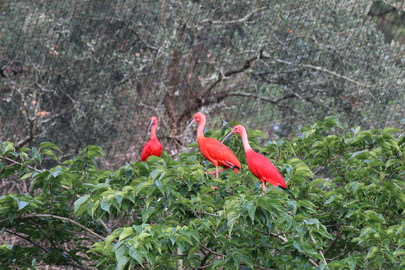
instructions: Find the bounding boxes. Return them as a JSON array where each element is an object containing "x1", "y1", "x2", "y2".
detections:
[
  {"x1": 324, "y1": 231, "x2": 341, "y2": 257},
  {"x1": 241, "y1": 261, "x2": 276, "y2": 270},
  {"x1": 199, "y1": 244, "x2": 224, "y2": 257},
  {"x1": 126, "y1": 26, "x2": 158, "y2": 51},
  {"x1": 223, "y1": 92, "x2": 298, "y2": 104},
  {"x1": 5, "y1": 229, "x2": 47, "y2": 252},
  {"x1": 0, "y1": 214, "x2": 106, "y2": 241},
  {"x1": 273, "y1": 58, "x2": 377, "y2": 95},
  {"x1": 200, "y1": 7, "x2": 267, "y2": 25},
  {"x1": 309, "y1": 233, "x2": 328, "y2": 266},
  {"x1": 0, "y1": 155, "x2": 43, "y2": 173},
  {"x1": 179, "y1": 50, "x2": 264, "y2": 123}
]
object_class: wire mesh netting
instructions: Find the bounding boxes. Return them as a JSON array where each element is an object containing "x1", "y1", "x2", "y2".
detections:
[{"x1": 0, "y1": 0, "x2": 404, "y2": 168}]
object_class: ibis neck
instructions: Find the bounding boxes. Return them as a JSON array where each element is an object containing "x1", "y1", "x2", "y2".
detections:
[
  {"x1": 241, "y1": 129, "x2": 252, "y2": 152},
  {"x1": 196, "y1": 119, "x2": 206, "y2": 139},
  {"x1": 150, "y1": 125, "x2": 157, "y2": 139}
]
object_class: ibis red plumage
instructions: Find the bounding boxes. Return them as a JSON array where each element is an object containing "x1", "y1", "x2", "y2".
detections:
[
  {"x1": 184, "y1": 112, "x2": 241, "y2": 178},
  {"x1": 141, "y1": 116, "x2": 162, "y2": 161},
  {"x1": 223, "y1": 125, "x2": 286, "y2": 194}
]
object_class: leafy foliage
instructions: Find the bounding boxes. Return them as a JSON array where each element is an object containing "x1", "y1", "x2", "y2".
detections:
[{"x1": 1, "y1": 118, "x2": 405, "y2": 269}]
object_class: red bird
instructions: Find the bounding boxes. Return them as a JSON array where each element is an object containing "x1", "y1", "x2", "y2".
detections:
[
  {"x1": 184, "y1": 112, "x2": 241, "y2": 178},
  {"x1": 223, "y1": 125, "x2": 286, "y2": 194},
  {"x1": 141, "y1": 116, "x2": 162, "y2": 161}
]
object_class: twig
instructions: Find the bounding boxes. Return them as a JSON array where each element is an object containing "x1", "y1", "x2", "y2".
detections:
[
  {"x1": 0, "y1": 156, "x2": 43, "y2": 173},
  {"x1": 98, "y1": 219, "x2": 111, "y2": 233},
  {"x1": 180, "y1": 50, "x2": 264, "y2": 123},
  {"x1": 313, "y1": 153, "x2": 342, "y2": 175},
  {"x1": 127, "y1": 27, "x2": 158, "y2": 51},
  {"x1": 5, "y1": 229, "x2": 47, "y2": 252},
  {"x1": 253, "y1": 228, "x2": 288, "y2": 243},
  {"x1": 324, "y1": 231, "x2": 341, "y2": 256},
  {"x1": 224, "y1": 92, "x2": 298, "y2": 104},
  {"x1": 309, "y1": 233, "x2": 328, "y2": 266},
  {"x1": 0, "y1": 214, "x2": 106, "y2": 241},
  {"x1": 241, "y1": 261, "x2": 276, "y2": 270},
  {"x1": 199, "y1": 244, "x2": 223, "y2": 257},
  {"x1": 273, "y1": 59, "x2": 377, "y2": 96},
  {"x1": 200, "y1": 7, "x2": 267, "y2": 25}
]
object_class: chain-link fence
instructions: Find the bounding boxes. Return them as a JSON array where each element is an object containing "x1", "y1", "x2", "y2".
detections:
[{"x1": 1, "y1": 0, "x2": 404, "y2": 168}]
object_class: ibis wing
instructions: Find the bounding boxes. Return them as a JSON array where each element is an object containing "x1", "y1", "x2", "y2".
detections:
[
  {"x1": 202, "y1": 137, "x2": 241, "y2": 169},
  {"x1": 246, "y1": 150, "x2": 286, "y2": 188}
]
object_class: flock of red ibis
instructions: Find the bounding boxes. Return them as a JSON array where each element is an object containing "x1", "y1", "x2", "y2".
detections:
[{"x1": 141, "y1": 113, "x2": 287, "y2": 193}]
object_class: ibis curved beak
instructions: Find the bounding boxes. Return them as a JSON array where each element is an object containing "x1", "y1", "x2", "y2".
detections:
[
  {"x1": 147, "y1": 120, "x2": 154, "y2": 134},
  {"x1": 219, "y1": 130, "x2": 234, "y2": 150},
  {"x1": 182, "y1": 119, "x2": 195, "y2": 144}
]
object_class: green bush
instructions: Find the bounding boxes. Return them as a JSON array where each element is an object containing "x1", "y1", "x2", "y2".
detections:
[{"x1": 1, "y1": 117, "x2": 404, "y2": 269}]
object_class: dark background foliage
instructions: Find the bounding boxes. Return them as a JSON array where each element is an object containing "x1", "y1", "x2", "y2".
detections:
[{"x1": 0, "y1": 0, "x2": 404, "y2": 167}]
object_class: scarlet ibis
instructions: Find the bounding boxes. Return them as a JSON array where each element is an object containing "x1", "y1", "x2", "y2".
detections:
[
  {"x1": 141, "y1": 116, "x2": 162, "y2": 161},
  {"x1": 222, "y1": 125, "x2": 286, "y2": 194},
  {"x1": 183, "y1": 112, "x2": 241, "y2": 178}
]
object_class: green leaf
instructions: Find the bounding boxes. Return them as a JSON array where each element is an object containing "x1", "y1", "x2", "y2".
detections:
[
  {"x1": 84, "y1": 145, "x2": 105, "y2": 158},
  {"x1": 246, "y1": 202, "x2": 256, "y2": 222},
  {"x1": 383, "y1": 127, "x2": 401, "y2": 133},
  {"x1": 21, "y1": 172, "x2": 34, "y2": 180},
  {"x1": 150, "y1": 169, "x2": 161, "y2": 181},
  {"x1": 119, "y1": 227, "x2": 135, "y2": 241},
  {"x1": 10, "y1": 195, "x2": 30, "y2": 211},
  {"x1": 324, "y1": 116, "x2": 343, "y2": 129},
  {"x1": 115, "y1": 245, "x2": 130, "y2": 270},
  {"x1": 74, "y1": 195, "x2": 90, "y2": 216},
  {"x1": 101, "y1": 201, "x2": 111, "y2": 213},
  {"x1": 303, "y1": 218, "x2": 320, "y2": 229},
  {"x1": 350, "y1": 151, "x2": 369, "y2": 160},
  {"x1": 31, "y1": 147, "x2": 42, "y2": 162},
  {"x1": 227, "y1": 210, "x2": 240, "y2": 236},
  {"x1": 39, "y1": 142, "x2": 62, "y2": 152},
  {"x1": 365, "y1": 246, "x2": 380, "y2": 260},
  {"x1": 129, "y1": 247, "x2": 144, "y2": 265},
  {"x1": 155, "y1": 180, "x2": 164, "y2": 193},
  {"x1": 41, "y1": 149, "x2": 59, "y2": 161},
  {"x1": 8, "y1": 211, "x2": 17, "y2": 223},
  {"x1": 17, "y1": 200, "x2": 29, "y2": 211},
  {"x1": 2, "y1": 142, "x2": 15, "y2": 154},
  {"x1": 364, "y1": 210, "x2": 386, "y2": 223},
  {"x1": 138, "y1": 232, "x2": 151, "y2": 240}
]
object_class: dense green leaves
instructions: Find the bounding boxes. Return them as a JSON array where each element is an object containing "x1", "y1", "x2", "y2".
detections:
[{"x1": 1, "y1": 119, "x2": 405, "y2": 269}]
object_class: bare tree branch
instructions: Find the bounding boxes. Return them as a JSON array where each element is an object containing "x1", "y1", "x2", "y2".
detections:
[
  {"x1": 200, "y1": 7, "x2": 268, "y2": 25},
  {"x1": 0, "y1": 214, "x2": 106, "y2": 241},
  {"x1": 180, "y1": 50, "x2": 264, "y2": 123},
  {"x1": 224, "y1": 92, "x2": 298, "y2": 104},
  {"x1": 272, "y1": 58, "x2": 377, "y2": 93},
  {"x1": 126, "y1": 26, "x2": 159, "y2": 51},
  {"x1": 5, "y1": 229, "x2": 47, "y2": 252}
]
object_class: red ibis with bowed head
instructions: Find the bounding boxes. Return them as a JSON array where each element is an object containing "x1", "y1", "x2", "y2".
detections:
[{"x1": 222, "y1": 125, "x2": 286, "y2": 194}]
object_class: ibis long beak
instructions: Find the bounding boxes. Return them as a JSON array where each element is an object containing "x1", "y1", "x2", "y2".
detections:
[
  {"x1": 147, "y1": 120, "x2": 154, "y2": 134},
  {"x1": 182, "y1": 119, "x2": 195, "y2": 144},
  {"x1": 219, "y1": 130, "x2": 235, "y2": 150}
]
